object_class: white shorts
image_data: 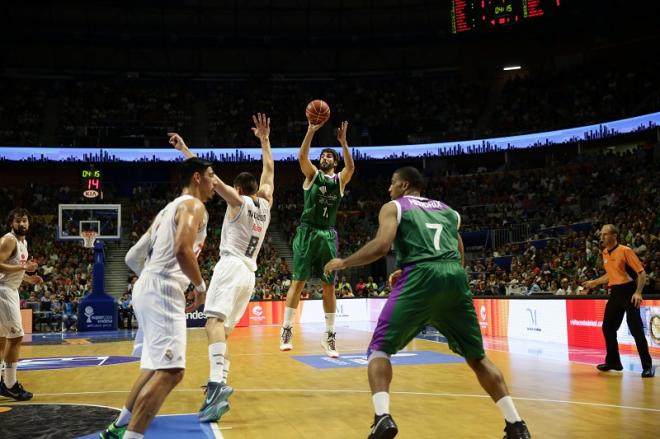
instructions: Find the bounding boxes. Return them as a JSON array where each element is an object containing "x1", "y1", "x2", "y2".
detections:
[
  {"x1": 0, "y1": 286, "x2": 24, "y2": 338},
  {"x1": 132, "y1": 274, "x2": 187, "y2": 370},
  {"x1": 204, "y1": 256, "x2": 255, "y2": 330}
]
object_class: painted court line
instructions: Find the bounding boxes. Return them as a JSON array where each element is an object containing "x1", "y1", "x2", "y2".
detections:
[{"x1": 27, "y1": 388, "x2": 659, "y2": 413}]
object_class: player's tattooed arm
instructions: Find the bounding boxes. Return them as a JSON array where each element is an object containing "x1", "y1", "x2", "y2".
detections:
[{"x1": 337, "y1": 121, "x2": 355, "y2": 191}]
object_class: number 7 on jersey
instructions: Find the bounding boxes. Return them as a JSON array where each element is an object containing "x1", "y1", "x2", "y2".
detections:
[{"x1": 425, "y1": 223, "x2": 443, "y2": 250}]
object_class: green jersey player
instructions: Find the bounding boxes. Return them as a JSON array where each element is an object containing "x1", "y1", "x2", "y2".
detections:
[
  {"x1": 280, "y1": 120, "x2": 354, "y2": 358},
  {"x1": 324, "y1": 167, "x2": 531, "y2": 439}
]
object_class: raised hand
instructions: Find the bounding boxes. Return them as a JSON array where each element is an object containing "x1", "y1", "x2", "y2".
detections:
[
  {"x1": 337, "y1": 121, "x2": 349, "y2": 145},
  {"x1": 167, "y1": 132, "x2": 187, "y2": 151},
  {"x1": 251, "y1": 113, "x2": 271, "y2": 141}
]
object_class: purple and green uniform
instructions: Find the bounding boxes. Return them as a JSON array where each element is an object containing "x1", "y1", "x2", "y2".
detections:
[
  {"x1": 292, "y1": 170, "x2": 342, "y2": 284},
  {"x1": 367, "y1": 195, "x2": 485, "y2": 360}
]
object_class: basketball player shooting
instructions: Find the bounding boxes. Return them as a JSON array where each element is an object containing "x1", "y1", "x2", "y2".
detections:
[{"x1": 280, "y1": 107, "x2": 355, "y2": 358}]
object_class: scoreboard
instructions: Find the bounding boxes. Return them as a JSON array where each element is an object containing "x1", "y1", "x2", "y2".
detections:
[
  {"x1": 82, "y1": 168, "x2": 102, "y2": 199},
  {"x1": 451, "y1": 0, "x2": 561, "y2": 34}
]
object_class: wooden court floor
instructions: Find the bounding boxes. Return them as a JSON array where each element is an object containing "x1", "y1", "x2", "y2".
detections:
[{"x1": 8, "y1": 324, "x2": 660, "y2": 438}]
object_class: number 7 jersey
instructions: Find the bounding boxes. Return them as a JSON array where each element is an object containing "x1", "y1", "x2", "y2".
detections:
[
  {"x1": 219, "y1": 196, "x2": 271, "y2": 272},
  {"x1": 391, "y1": 195, "x2": 461, "y2": 268}
]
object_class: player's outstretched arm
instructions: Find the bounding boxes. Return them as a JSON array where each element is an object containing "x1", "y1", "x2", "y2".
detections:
[
  {"x1": 324, "y1": 202, "x2": 397, "y2": 273},
  {"x1": 337, "y1": 121, "x2": 355, "y2": 192},
  {"x1": 168, "y1": 132, "x2": 243, "y2": 207},
  {"x1": 174, "y1": 199, "x2": 207, "y2": 290},
  {"x1": 299, "y1": 121, "x2": 326, "y2": 183},
  {"x1": 253, "y1": 113, "x2": 274, "y2": 206}
]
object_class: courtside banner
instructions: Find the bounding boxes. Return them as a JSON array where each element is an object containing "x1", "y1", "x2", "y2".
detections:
[
  {"x1": 473, "y1": 298, "x2": 509, "y2": 337},
  {"x1": 566, "y1": 299, "x2": 607, "y2": 349},
  {"x1": 507, "y1": 299, "x2": 568, "y2": 344},
  {"x1": 617, "y1": 300, "x2": 660, "y2": 355}
]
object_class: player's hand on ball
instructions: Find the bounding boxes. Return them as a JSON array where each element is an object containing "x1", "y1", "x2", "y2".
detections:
[
  {"x1": 251, "y1": 113, "x2": 270, "y2": 140},
  {"x1": 167, "y1": 132, "x2": 187, "y2": 150},
  {"x1": 388, "y1": 269, "x2": 403, "y2": 287},
  {"x1": 308, "y1": 120, "x2": 327, "y2": 132},
  {"x1": 336, "y1": 121, "x2": 349, "y2": 145},
  {"x1": 324, "y1": 258, "x2": 346, "y2": 275}
]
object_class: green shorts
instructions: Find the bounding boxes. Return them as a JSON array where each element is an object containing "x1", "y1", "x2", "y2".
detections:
[
  {"x1": 368, "y1": 261, "x2": 485, "y2": 360},
  {"x1": 292, "y1": 224, "x2": 338, "y2": 284}
]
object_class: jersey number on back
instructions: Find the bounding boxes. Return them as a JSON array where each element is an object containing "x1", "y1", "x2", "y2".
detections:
[
  {"x1": 425, "y1": 223, "x2": 443, "y2": 250},
  {"x1": 245, "y1": 235, "x2": 259, "y2": 257}
]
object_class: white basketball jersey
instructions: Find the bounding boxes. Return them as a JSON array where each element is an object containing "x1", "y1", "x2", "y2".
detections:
[
  {"x1": 141, "y1": 194, "x2": 208, "y2": 289},
  {"x1": 0, "y1": 232, "x2": 29, "y2": 290},
  {"x1": 219, "y1": 196, "x2": 270, "y2": 272}
]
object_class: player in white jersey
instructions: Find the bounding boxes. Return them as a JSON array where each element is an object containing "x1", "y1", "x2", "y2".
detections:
[
  {"x1": 100, "y1": 157, "x2": 215, "y2": 439},
  {"x1": 169, "y1": 113, "x2": 274, "y2": 422},
  {"x1": 0, "y1": 208, "x2": 42, "y2": 401}
]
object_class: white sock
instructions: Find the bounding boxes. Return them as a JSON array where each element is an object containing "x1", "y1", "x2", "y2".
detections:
[
  {"x1": 496, "y1": 396, "x2": 522, "y2": 423},
  {"x1": 372, "y1": 392, "x2": 390, "y2": 416},
  {"x1": 115, "y1": 406, "x2": 132, "y2": 427},
  {"x1": 325, "y1": 313, "x2": 336, "y2": 333},
  {"x1": 124, "y1": 432, "x2": 144, "y2": 439},
  {"x1": 222, "y1": 359, "x2": 231, "y2": 384},
  {"x1": 4, "y1": 362, "x2": 17, "y2": 387},
  {"x1": 209, "y1": 342, "x2": 227, "y2": 383},
  {"x1": 1, "y1": 360, "x2": 5, "y2": 381},
  {"x1": 283, "y1": 307, "x2": 296, "y2": 328}
]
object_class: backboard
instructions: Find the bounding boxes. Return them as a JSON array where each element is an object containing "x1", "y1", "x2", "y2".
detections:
[{"x1": 58, "y1": 204, "x2": 121, "y2": 241}]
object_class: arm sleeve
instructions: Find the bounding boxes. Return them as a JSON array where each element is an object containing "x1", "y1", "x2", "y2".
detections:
[
  {"x1": 125, "y1": 232, "x2": 151, "y2": 275},
  {"x1": 624, "y1": 247, "x2": 645, "y2": 273}
]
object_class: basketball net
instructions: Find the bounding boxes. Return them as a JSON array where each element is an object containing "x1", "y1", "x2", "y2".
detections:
[{"x1": 81, "y1": 231, "x2": 97, "y2": 248}]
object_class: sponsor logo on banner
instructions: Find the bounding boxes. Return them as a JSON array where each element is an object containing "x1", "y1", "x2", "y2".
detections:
[
  {"x1": 507, "y1": 300, "x2": 567, "y2": 343},
  {"x1": 250, "y1": 305, "x2": 266, "y2": 322},
  {"x1": 472, "y1": 299, "x2": 508, "y2": 337},
  {"x1": 565, "y1": 300, "x2": 606, "y2": 349}
]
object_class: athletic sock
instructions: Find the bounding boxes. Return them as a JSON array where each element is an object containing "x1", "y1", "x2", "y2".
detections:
[
  {"x1": 222, "y1": 359, "x2": 231, "y2": 384},
  {"x1": 283, "y1": 307, "x2": 296, "y2": 328},
  {"x1": 372, "y1": 392, "x2": 390, "y2": 415},
  {"x1": 325, "y1": 313, "x2": 336, "y2": 333},
  {"x1": 4, "y1": 362, "x2": 17, "y2": 387},
  {"x1": 124, "y1": 432, "x2": 144, "y2": 439},
  {"x1": 496, "y1": 396, "x2": 522, "y2": 423},
  {"x1": 115, "y1": 406, "x2": 132, "y2": 427},
  {"x1": 208, "y1": 342, "x2": 227, "y2": 383}
]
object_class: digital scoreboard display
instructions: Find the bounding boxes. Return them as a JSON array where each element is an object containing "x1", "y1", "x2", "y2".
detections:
[
  {"x1": 82, "y1": 168, "x2": 102, "y2": 198},
  {"x1": 451, "y1": 0, "x2": 560, "y2": 34}
]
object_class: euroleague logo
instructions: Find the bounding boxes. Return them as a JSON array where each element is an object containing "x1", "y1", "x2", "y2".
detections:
[
  {"x1": 250, "y1": 305, "x2": 265, "y2": 321},
  {"x1": 651, "y1": 314, "x2": 660, "y2": 344}
]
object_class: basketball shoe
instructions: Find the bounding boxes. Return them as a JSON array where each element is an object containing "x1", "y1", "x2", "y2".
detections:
[
  {"x1": 198, "y1": 381, "x2": 233, "y2": 422},
  {"x1": 503, "y1": 420, "x2": 532, "y2": 438},
  {"x1": 99, "y1": 421, "x2": 127, "y2": 439},
  {"x1": 0, "y1": 380, "x2": 33, "y2": 401},
  {"x1": 280, "y1": 326, "x2": 293, "y2": 351},
  {"x1": 321, "y1": 331, "x2": 339, "y2": 358},
  {"x1": 367, "y1": 414, "x2": 398, "y2": 439}
]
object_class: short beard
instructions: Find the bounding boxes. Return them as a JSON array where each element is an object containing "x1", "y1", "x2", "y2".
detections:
[
  {"x1": 12, "y1": 227, "x2": 27, "y2": 237},
  {"x1": 319, "y1": 162, "x2": 334, "y2": 172}
]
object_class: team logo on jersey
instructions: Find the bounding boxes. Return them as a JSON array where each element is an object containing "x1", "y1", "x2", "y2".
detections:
[
  {"x1": 319, "y1": 186, "x2": 327, "y2": 195},
  {"x1": 164, "y1": 349, "x2": 174, "y2": 361}
]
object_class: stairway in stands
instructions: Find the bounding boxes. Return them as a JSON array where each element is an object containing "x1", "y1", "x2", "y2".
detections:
[{"x1": 103, "y1": 200, "x2": 132, "y2": 299}]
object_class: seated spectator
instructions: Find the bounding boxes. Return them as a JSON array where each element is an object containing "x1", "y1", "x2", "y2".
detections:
[
  {"x1": 337, "y1": 276, "x2": 353, "y2": 296},
  {"x1": 118, "y1": 292, "x2": 133, "y2": 330},
  {"x1": 355, "y1": 278, "x2": 367, "y2": 297},
  {"x1": 365, "y1": 276, "x2": 379, "y2": 297},
  {"x1": 62, "y1": 295, "x2": 78, "y2": 331}
]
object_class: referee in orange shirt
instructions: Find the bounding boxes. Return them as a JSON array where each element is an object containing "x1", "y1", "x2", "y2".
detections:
[{"x1": 583, "y1": 224, "x2": 654, "y2": 378}]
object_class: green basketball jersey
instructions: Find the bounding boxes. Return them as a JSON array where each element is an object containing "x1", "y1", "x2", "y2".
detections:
[
  {"x1": 392, "y1": 195, "x2": 461, "y2": 267},
  {"x1": 299, "y1": 171, "x2": 342, "y2": 228}
]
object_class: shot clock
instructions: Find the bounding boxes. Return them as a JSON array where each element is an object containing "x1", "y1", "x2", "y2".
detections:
[
  {"x1": 82, "y1": 168, "x2": 102, "y2": 199},
  {"x1": 451, "y1": 0, "x2": 561, "y2": 34}
]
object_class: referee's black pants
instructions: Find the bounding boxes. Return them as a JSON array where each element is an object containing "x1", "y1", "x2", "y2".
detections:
[{"x1": 602, "y1": 282, "x2": 652, "y2": 369}]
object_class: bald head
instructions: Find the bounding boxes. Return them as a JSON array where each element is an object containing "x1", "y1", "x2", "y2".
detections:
[{"x1": 600, "y1": 224, "x2": 618, "y2": 248}]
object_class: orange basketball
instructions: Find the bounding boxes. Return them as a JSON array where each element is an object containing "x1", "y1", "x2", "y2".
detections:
[{"x1": 305, "y1": 99, "x2": 331, "y2": 125}]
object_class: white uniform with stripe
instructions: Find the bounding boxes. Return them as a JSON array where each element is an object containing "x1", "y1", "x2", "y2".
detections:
[
  {"x1": 0, "y1": 232, "x2": 28, "y2": 338},
  {"x1": 132, "y1": 194, "x2": 207, "y2": 370},
  {"x1": 205, "y1": 195, "x2": 270, "y2": 329}
]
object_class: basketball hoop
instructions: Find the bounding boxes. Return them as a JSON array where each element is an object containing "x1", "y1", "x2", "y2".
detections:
[{"x1": 81, "y1": 231, "x2": 97, "y2": 248}]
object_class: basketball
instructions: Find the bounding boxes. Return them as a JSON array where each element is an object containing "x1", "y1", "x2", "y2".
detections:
[{"x1": 305, "y1": 99, "x2": 331, "y2": 125}]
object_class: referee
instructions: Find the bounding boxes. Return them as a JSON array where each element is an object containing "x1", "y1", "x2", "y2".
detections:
[{"x1": 583, "y1": 224, "x2": 654, "y2": 378}]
